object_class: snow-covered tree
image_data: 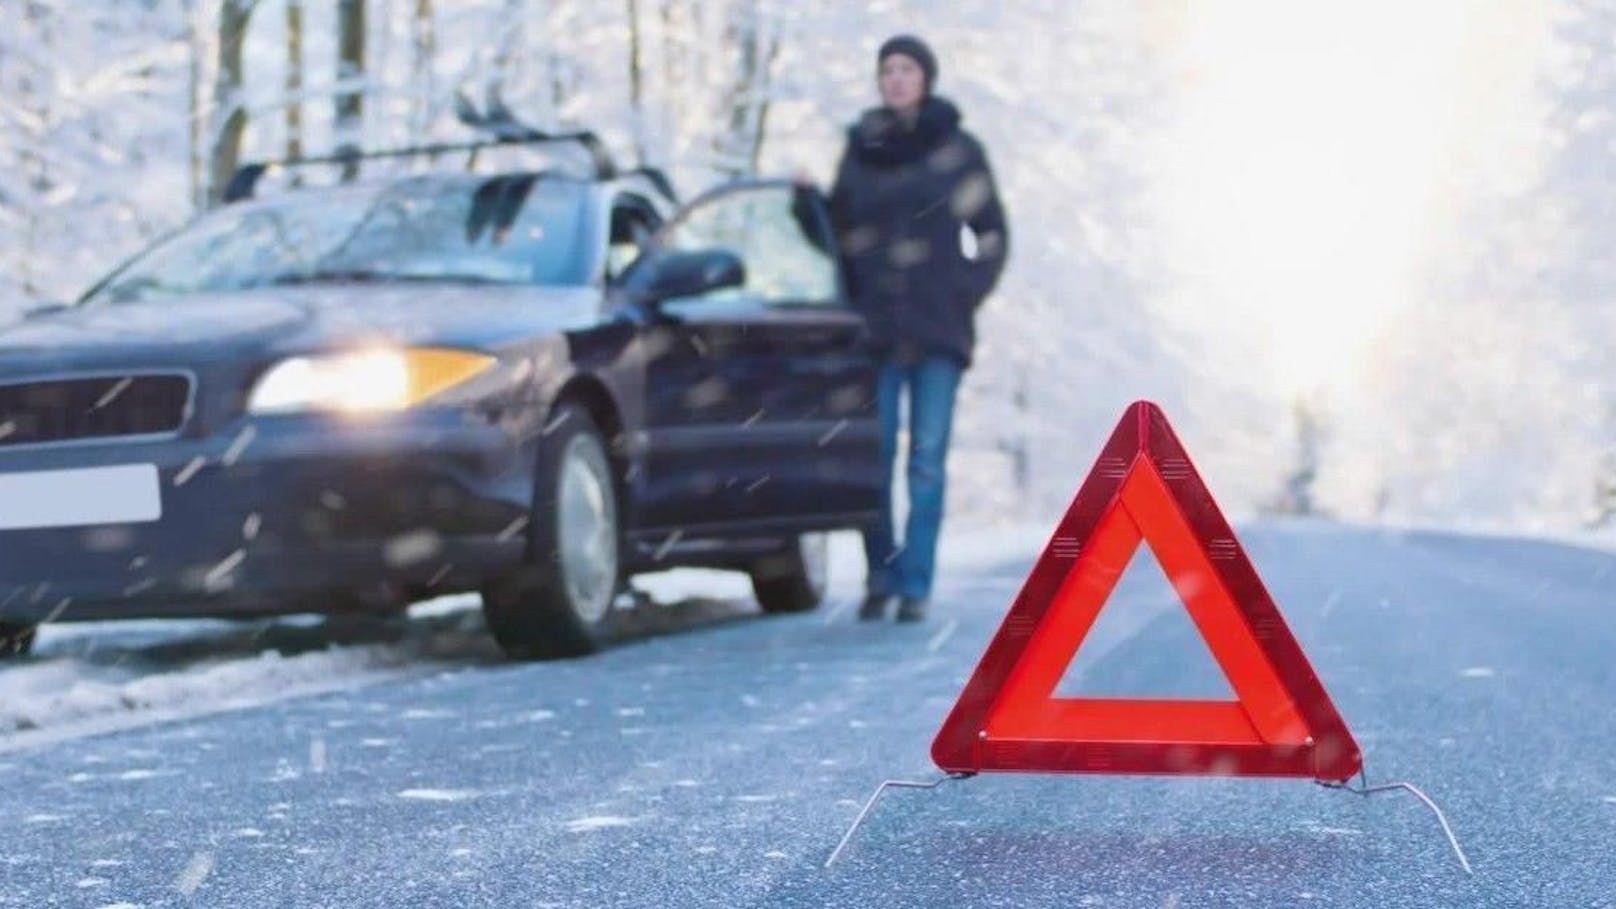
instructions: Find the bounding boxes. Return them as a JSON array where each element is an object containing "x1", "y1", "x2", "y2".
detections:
[{"x1": 6, "y1": 1, "x2": 1612, "y2": 536}]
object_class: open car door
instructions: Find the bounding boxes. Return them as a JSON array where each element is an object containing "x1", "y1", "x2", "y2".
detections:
[{"x1": 625, "y1": 180, "x2": 881, "y2": 535}]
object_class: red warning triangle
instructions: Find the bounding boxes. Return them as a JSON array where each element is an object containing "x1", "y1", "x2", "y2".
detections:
[{"x1": 932, "y1": 401, "x2": 1361, "y2": 782}]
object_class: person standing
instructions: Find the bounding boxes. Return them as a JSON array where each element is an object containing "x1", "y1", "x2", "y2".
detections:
[{"x1": 809, "y1": 35, "x2": 1010, "y2": 622}]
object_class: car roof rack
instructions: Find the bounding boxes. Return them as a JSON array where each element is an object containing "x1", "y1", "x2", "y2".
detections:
[{"x1": 223, "y1": 90, "x2": 679, "y2": 206}]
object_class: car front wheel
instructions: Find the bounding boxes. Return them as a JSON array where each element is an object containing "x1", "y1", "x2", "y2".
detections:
[{"x1": 481, "y1": 404, "x2": 621, "y2": 659}]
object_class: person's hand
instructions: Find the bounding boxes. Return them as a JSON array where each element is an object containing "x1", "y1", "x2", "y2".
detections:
[{"x1": 792, "y1": 169, "x2": 818, "y2": 190}]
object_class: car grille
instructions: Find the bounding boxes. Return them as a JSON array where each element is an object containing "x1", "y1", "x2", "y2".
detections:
[{"x1": 0, "y1": 374, "x2": 192, "y2": 447}]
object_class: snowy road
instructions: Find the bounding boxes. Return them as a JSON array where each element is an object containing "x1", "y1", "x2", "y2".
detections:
[{"x1": 1, "y1": 521, "x2": 1613, "y2": 907}]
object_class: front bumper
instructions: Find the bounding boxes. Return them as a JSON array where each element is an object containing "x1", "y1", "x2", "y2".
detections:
[{"x1": 0, "y1": 410, "x2": 535, "y2": 623}]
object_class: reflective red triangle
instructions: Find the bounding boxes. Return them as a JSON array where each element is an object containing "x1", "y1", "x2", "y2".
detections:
[{"x1": 932, "y1": 401, "x2": 1362, "y2": 782}]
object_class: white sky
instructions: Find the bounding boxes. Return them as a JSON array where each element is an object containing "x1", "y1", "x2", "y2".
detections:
[{"x1": 1140, "y1": 0, "x2": 1557, "y2": 400}]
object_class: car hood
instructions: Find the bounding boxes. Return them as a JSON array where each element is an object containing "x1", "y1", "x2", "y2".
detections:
[{"x1": 0, "y1": 284, "x2": 605, "y2": 363}]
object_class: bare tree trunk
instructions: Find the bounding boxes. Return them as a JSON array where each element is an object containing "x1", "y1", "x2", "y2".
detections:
[
  {"x1": 715, "y1": 1, "x2": 773, "y2": 178},
  {"x1": 626, "y1": 0, "x2": 647, "y2": 163},
  {"x1": 490, "y1": 0, "x2": 527, "y2": 97},
  {"x1": 409, "y1": 0, "x2": 435, "y2": 137},
  {"x1": 660, "y1": 0, "x2": 683, "y2": 144},
  {"x1": 16, "y1": 0, "x2": 52, "y2": 295},
  {"x1": 546, "y1": 1, "x2": 576, "y2": 121},
  {"x1": 208, "y1": 0, "x2": 255, "y2": 206},
  {"x1": 184, "y1": 0, "x2": 205, "y2": 210},
  {"x1": 690, "y1": 0, "x2": 713, "y2": 127},
  {"x1": 285, "y1": 0, "x2": 304, "y2": 176},
  {"x1": 713, "y1": 4, "x2": 748, "y2": 177},
  {"x1": 747, "y1": 30, "x2": 781, "y2": 175},
  {"x1": 373, "y1": 0, "x2": 395, "y2": 129},
  {"x1": 336, "y1": 0, "x2": 367, "y2": 182},
  {"x1": 660, "y1": 0, "x2": 682, "y2": 88}
]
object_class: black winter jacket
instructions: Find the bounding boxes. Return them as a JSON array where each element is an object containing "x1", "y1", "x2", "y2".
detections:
[{"x1": 819, "y1": 97, "x2": 1009, "y2": 368}]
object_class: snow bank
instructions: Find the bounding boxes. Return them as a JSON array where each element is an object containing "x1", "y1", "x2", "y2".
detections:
[{"x1": 0, "y1": 598, "x2": 495, "y2": 752}]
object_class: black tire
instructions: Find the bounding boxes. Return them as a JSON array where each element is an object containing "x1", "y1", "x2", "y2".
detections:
[
  {"x1": 481, "y1": 404, "x2": 621, "y2": 659},
  {"x1": 750, "y1": 533, "x2": 829, "y2": 614},
  {"x1": 0, "y1": 622, "x2": 37, "y2": 658}
]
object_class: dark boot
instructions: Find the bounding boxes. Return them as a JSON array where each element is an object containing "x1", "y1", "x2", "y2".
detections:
[
  {"x1": 858, "y1": 593, "x2": 891, "y2": 621},
  {"x1": 895, "y1": 597, "x2": 929, "y2": 623}
]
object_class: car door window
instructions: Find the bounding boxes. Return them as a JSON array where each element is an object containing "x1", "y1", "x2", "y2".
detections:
[
  {"x1": 607, "y1": 195, "x2": 660, "y2": 282},
  {"x1": 654, "y1": 184, "x2": 839, "y2": 313}
]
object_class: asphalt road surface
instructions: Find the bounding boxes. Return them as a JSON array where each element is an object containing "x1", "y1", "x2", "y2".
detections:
[{"x1": 2, "y1": 521, "x2": 1612, "y2": 907}]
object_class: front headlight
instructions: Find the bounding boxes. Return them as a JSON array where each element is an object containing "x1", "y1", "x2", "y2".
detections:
[{"x1": 247, "y1": 348, "x2": 499, "y2": 414}]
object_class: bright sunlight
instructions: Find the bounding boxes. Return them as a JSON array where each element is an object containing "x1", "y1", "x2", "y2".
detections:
[{"x1": 1145, "y1": 0, "x2": 1554, "y2": 399}]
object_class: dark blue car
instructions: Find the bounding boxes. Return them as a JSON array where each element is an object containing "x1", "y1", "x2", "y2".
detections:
[{"x1": 0, "y1": 144, "x2": 880, "y2": 659}]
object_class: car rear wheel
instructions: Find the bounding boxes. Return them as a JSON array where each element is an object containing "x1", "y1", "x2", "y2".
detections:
[
  {"x1": 750, "y1": 532, "x2": 828, "y2": 614},
  {"x1": 481, "y1": 404, "x2": 621, "y2": 659},
  {"x1": 0, "y1": 622, "x2": 37, "y2": 658}
]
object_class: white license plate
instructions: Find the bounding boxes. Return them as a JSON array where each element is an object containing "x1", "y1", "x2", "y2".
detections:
[{"x1": 0, "y1": 464, "x2": 162, "y2": 531}]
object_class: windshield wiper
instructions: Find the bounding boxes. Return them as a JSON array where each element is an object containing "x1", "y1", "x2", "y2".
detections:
[
  {"x1": 387, "y1": 273, "x2": 508, "y2": 285},
  {"x1": 268, "y1": 269, "x2": 392, "y2": 286},
  {"x1": 269, "y1": 270, "x2": 508, "y2": 286}
]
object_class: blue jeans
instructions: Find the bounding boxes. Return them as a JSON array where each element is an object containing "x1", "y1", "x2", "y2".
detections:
[{"x1": 865, "y1": 354, "x2": 963, "y2": 601}]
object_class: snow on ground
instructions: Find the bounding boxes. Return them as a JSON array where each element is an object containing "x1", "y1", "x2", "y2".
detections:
[
  {"x1": 0, "y1": 526, "x2": 1050, "y2": 752},
  {"x1": 0, "y1": 604, "x2": 491, "y2": 753}
]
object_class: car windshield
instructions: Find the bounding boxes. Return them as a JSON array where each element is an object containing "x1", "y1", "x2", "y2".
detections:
[{"x1": 82, "y1": 174, "x2": 592, "y2": 304}]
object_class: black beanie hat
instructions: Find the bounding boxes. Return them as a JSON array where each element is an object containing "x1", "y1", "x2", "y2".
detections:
[{"x1": 878, "y1": 35, "x2": 938, "y2": 94}]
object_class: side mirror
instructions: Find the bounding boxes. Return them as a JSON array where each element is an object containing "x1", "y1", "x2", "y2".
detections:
[{"x1": 634, "y1": 248, "x2": 745, "y2": 308}]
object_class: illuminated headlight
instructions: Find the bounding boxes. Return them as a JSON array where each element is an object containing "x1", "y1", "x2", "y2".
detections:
[{"x1": 247, "y1": 348, "x2": 498, "y2": 414}]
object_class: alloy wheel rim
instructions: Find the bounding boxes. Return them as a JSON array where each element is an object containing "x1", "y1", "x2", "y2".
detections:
[{"x1": 556, "y1": 436, "x2": 617, "y2": 624}]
